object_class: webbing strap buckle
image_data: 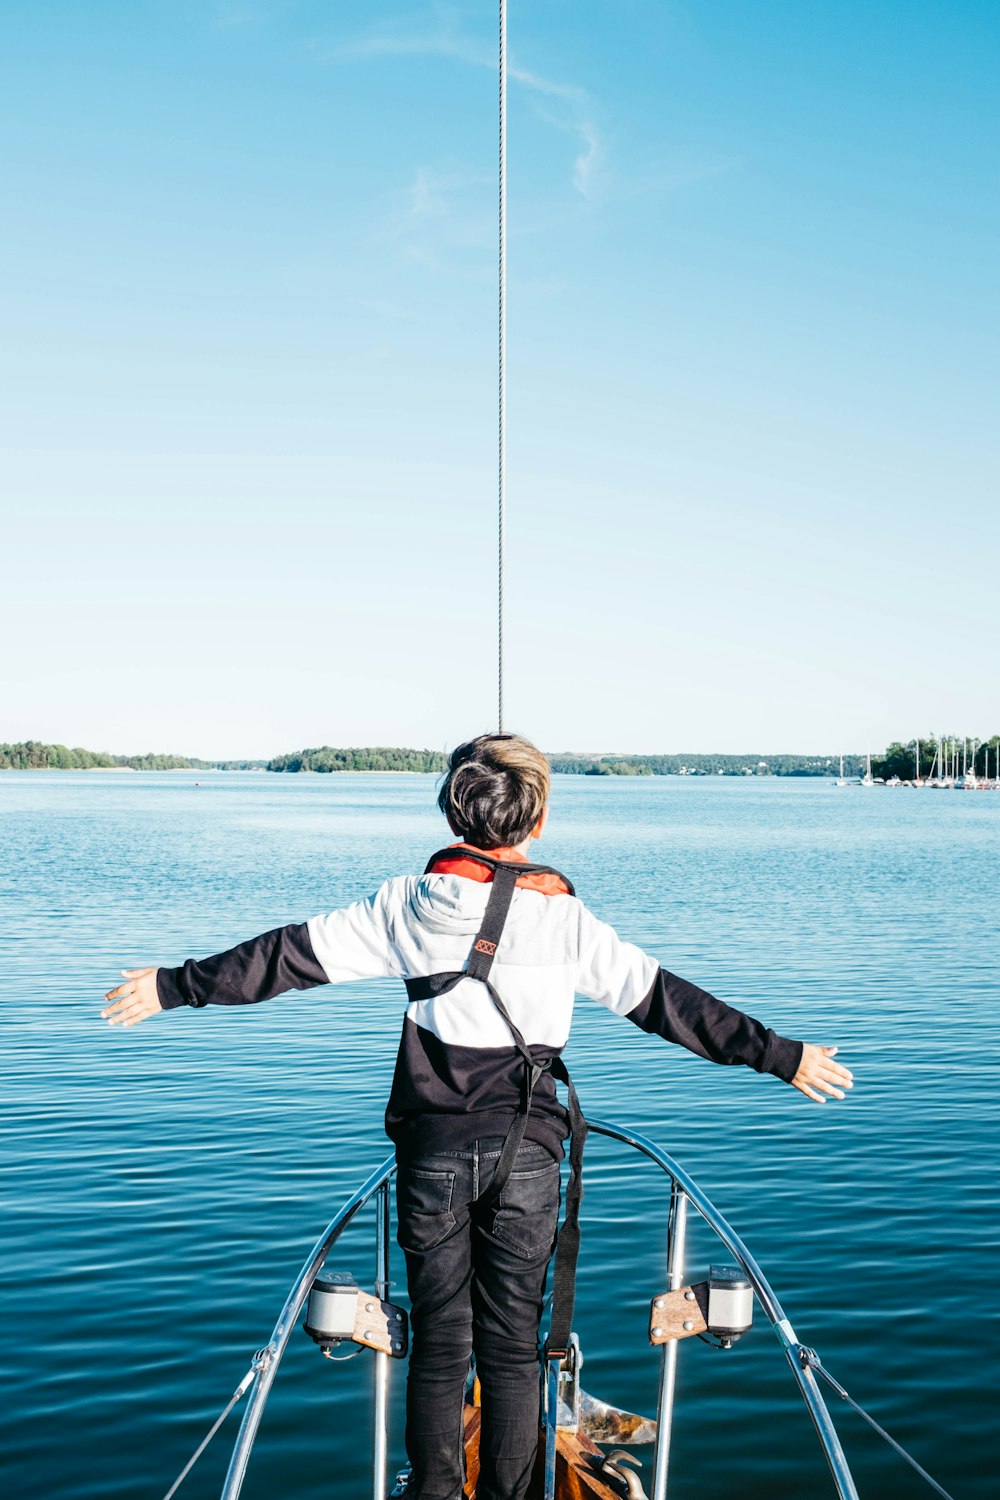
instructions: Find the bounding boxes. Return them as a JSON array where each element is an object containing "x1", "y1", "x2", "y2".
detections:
[{"x1": 541, "y1": 1333, "x2": 581, "y2": 1432}]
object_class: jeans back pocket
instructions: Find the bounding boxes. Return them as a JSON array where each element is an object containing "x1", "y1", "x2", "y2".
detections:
[
  {"x1": 492, "y1": 1159, "x2": 561, "y2": 1260},
  {"x1": 396, "y1": 1167, "x2": 458, "y2": 1252}
]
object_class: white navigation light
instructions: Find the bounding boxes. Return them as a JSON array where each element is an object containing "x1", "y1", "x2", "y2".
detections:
[
  {"x1": 706, "y1": 1265, "x2": 753, "y2": 1346},
  {"x1": 304, "y1": 1270, "x2": 359, "y2": 1351}
]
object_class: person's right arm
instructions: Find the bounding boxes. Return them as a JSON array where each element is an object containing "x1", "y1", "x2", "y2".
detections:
[{"x1": 102, "y1": 884, "x2": 399, "y2": 1028}]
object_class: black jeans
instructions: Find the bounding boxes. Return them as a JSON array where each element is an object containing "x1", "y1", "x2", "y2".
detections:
[{"x1": 396, "y1": 1137, "x2": 561, "y2": 1500}]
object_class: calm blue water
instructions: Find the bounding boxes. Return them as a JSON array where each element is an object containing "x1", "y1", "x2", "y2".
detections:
[{"x1": 2, "y1": 773, "x2": 997, "y2": 1500}]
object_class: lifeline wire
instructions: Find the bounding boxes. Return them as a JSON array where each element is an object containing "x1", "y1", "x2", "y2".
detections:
[
  {"x1": 498, "y1": 0, "x2": 507, "y2": 732},
  {"x1": 798, "y1": 1348, "x2": 957, "y2": 1500},
  {"x1": 160, "y1": 1353, "x2": 265, "y2": 1500}
]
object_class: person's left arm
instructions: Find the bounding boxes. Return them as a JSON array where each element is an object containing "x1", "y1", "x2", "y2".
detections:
[{"x1": 573, "y1": 905, "x2": 852, "y2": 1102}]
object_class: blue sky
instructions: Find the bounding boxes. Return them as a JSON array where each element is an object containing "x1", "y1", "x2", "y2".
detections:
[{"x1": 2, "y1": 1, "x2": 997, "y2": 758}]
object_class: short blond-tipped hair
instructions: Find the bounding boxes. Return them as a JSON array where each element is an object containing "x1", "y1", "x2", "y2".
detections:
[{"x1": 438, "y1": 733, "x2": 550, "y2": 848}]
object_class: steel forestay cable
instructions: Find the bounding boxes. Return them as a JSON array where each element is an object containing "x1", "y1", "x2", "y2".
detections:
[{"x1": 498, "y1": 0, "x2": 506, "y2": 732}]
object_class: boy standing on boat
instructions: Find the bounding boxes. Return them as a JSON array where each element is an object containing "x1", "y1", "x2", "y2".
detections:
[{"x1": 102, "y1": 732, "x2": 852, "y2": 1500}]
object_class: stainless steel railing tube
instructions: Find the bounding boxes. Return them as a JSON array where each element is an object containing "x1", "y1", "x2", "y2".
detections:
[
  {"x1": 372, "y1": 1179, "x2": 392, "y2": 1500},
  {"x1": 585, "y1": 1120, "x2": 859, "y2": 1500},
  {"x1": 649, "y1": 1184, "x2": 688, "y2": 1500},
  {"x1": 220, "y1": 1155, "x2": 397, "y2": 1500}
]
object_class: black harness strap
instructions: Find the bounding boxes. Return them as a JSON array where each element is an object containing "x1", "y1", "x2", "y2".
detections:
[
  {"x1": 405, "y1": 850, "x2": 587, "y2": 1355},
  {"x1": 544, "y1": 1056, "x2": 586, "y2": 1357},
  {"x1": 465, "y1": 862, "x2": 520, "y2": 984}
]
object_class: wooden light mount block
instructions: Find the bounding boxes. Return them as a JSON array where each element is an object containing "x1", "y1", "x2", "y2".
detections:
[
  {"x1": 352, "y1": 1291, "x2": 409, "y2": 1358},
  {"x1": 648, "y1": 1283, "x2": 710, "y2": 1345}
]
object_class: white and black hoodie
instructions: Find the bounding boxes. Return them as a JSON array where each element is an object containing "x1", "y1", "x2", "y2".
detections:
[{"x1": 156, "y1": 864, "x2": 803, "y2": 1160}]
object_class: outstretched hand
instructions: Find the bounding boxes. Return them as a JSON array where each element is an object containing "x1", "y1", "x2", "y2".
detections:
[
  {"x1": 102, "y1": 968, "x2": 163, "y2": 1028},
  {"x1": 791, "y1": 1044, "x2": 853, "y2": 1103}
]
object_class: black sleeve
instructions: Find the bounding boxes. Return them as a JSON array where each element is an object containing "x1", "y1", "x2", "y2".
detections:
[
  {"x1": 156, "y1": 923, "x2": 329, "y2": 1010},
  {"x1": 626, "y1": 968, "x2": 803, "y2": 1083}
]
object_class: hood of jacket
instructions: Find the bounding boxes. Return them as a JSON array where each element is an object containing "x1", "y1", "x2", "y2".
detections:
[{"x1": 403, "y1": 846, "x2": 572, "y2": 937}]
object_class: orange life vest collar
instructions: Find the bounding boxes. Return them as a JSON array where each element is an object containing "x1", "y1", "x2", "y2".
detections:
[{"x1": 427, "y1": 842, "x2": 572, "y2": 897}]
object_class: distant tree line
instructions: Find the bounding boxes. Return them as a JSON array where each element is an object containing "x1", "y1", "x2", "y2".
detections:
[
  {"x1": 8, "y1": 737, "x2": 997, "y2": 779},
  {"x1": 0, "y1": 740, "x2": 200, "y2": 770},
  {"x1": 549, "y1": 757, "x2": 653, "y2": 776},
  {"x1": 547, "y1": 752, "x2": 865, "y2": 777},
  {"x1": 267, "y1": 746, "x2": 449, "y2": 773},
  {"x1": 0, "y1": 740, "x2": 266, "y2": 771}
]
